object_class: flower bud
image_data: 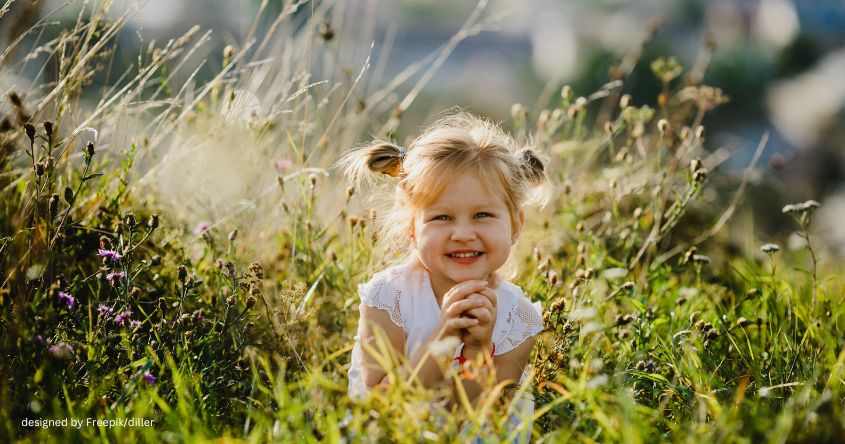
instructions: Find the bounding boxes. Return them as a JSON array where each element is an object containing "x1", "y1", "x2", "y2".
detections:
[{"x1": 24, "y1": 123, "x2": 35, "y2": 142}]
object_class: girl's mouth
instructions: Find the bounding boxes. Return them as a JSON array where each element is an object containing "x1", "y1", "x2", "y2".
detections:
[{"x1": 446, "y1": 251, "x2": 484, "y2": 264}]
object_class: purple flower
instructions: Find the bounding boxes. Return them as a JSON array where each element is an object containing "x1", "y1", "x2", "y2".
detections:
[
  {"x1": 193, "y1": 221, "x2": 211, "y2": 236},
  {"x1": 57, "y1": 291, "x2": 76, "y2": 310},
  {"x1": 142, "y1": 371, "x2": 156, "y2": 384},
  {"x1": 106, "y1": 271, "x2": 125, "y2": 284},
  {"x1": 97, "y1": 304, "x2": 114, "y2": 316},
  {"x1": 113, "y1": 310, "x2": 132, "y2": 325},
  {"x1": 48, "y1": 342, "x2": 74, "y2": 359},
  {"x1": 130, "y1": 320, "x2": 141, "y2": 329},
  {"x1": 97, "y1": 248, "x2": 123, "y2": 262},
  {"x1": 274, "y1": 159, "x2": 294, "y2": 173}
]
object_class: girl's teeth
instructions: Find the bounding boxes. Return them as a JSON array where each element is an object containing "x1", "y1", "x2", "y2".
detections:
[{"x1": 451, "y1": 252, "x2": 480, "y2": 258}]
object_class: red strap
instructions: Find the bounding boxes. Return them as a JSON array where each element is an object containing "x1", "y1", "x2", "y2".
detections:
[{"x1": 455, "y1": 344, "x2": 495, "y2": 364}]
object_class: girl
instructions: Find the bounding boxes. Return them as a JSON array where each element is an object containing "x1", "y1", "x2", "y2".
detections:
[{"x1": 340, "y1": 112, "x2": 549, "y2": 440}]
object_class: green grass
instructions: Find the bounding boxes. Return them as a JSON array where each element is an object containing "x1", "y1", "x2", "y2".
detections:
[{"x1": 1, "y1": 1, "x2": 843, "y2": 442}]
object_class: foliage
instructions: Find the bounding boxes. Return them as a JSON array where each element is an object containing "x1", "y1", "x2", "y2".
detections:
[{"x1": 0, "y1": 2, "x2": 842, "y2": 443}]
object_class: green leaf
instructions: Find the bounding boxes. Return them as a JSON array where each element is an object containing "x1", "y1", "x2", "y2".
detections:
[{"x1": 82, "y1": 173, "x2": 103, "y2": 182}]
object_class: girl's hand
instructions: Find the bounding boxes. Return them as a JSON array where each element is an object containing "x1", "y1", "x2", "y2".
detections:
[
  {"x1": 436, "y1": 280, "x2": 489, "y2": 340},
  {"x1": 461, "y1": 287, "x2": 497, "y2": 355}
]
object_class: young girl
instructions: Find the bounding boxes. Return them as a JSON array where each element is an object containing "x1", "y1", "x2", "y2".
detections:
[{"x1": 341, "y1": 112, "x2": 548, "y2": 440}]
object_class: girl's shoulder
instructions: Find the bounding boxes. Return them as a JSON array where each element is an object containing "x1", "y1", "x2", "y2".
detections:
[
  {"x1": 356, "y1": 258, "x2": 421, "y2": 330},
  {"x1": 492, "y1": 279, "x2": 544, "y2": 355}
]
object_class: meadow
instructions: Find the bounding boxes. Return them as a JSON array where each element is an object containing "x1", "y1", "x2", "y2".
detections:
[{"x1": 1, "y1": 1, "x2": 843, "y2": 442}]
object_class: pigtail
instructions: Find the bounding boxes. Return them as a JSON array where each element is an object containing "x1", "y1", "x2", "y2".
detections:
[
  {"x1": 336, "y1": 141, "x2": 405, "y2": 189},
  {"x1": 515, "y1": 148, "x2": 551, "y2": 208}
]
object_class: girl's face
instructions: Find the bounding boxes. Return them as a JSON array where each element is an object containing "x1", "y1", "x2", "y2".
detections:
[{"x1": 411, "y1": 172, "x2": 524, "y2": 299}]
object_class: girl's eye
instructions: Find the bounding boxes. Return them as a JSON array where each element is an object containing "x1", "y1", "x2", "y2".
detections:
[
  {"x1": 475, "y1": 212, "x2": 492, "y2": 219},
  {"x1": 432, "y1": 215, "x2": 450, "y2": 221}
]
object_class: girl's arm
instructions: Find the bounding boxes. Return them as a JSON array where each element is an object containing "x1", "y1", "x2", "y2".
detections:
[
  {"x1": 359, "y1": 305, "x2": 407, "y2": 389},
  {"x1": 458, "y1": 335, "x2": 536, "y2": 405}
]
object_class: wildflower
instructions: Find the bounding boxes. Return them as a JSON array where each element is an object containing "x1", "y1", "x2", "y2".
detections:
[
  {"x1": 142, "y1": 371, "x2": 156, "y2": 384},
  {"x1": 148, "y1": 214, "x2": 160, "y2": 231},
  {"x1": 48, "y1": 342, "x2": 74, "y2": 359},
  {"x1": 97, "y1": 248, "x2": 123, "y2": 263},
  {"x1": 223, "y1": 44, "x2": 235, "y2": 60},
  {"x1": 151, "y1": 255, "x2": 161, "y2": 266},
  {"x1": 692, "y1": 168, "x2": 708, "y2": 182},
  {"x1": 129, "y1": 287, "x2": 141, "y2": 299},
  {"x1": 24, "y1": 123, "x2": 36, "y2": 142},
  {"x1": 274, "y1": 159, "x2": 293, "y2": 173},
  {"x1": 106, "y1": 271, "x2": 125, "y2": 284},
  {"x1": 690, "y1": 158, "x2": 702, "y2": 175},
  {"x1": 177, "y1": 265, "x2": 188, "y2": 283},
  {"x1": 318, "y1": 19, "x2": 335, "y2": 41},
  {"x1": 97, "y1": 304, "x2": 114, "y2": 316},
  {"x1": 657, "y1": 119, "x2": 669, "y2": 133},
  {"x1": 114, "y1": 310, "x2": 132, "y2": 325},
  {"x1": 57, "y1": 291, "x2": 75, "y2": 310},
  {"x1": 130, "y1": 320, "x2": 141, "y2": 329},
  {"x1": 84, "y1": 142, "x2": 95, "y2": 164},
  {"x1": 691, "y1": 254, "x2": 711, "y2": 264},
  {"x1": 48, "y1": 194, "x2": 59, "y2": 217},
  {"x1": 193, "y1": 221, "x2": 211, "y2": 236},
  {"x1": 736, "y1": 317, "x2": 750, "y2": 328},
  {"x1": 760, "y1": 243, "x2": 780, "y2": 254},
  {"x1": 782, "y1": 200, "x2": 821, "y2": 215}
]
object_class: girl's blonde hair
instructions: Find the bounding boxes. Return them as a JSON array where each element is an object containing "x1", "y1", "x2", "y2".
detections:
[{"x1": 338, "y1": 111, "x2": 550, "y2": 259}]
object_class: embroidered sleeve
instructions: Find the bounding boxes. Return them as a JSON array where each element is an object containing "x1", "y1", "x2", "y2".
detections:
[
  {"x1": 496, "y1": 296, "x2": 544, "y2": 355},
  {"x1": 358, "y1": 268, "x2": 406, "y2": 330}
]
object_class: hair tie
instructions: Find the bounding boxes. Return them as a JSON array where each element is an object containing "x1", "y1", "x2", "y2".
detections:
[{"x1": 397, "y1": 147, "x2": 406, "y2": 161}]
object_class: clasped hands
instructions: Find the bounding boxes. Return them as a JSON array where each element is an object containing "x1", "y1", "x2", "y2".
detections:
[{"x1": 435, "y1": 280, "x2": 497, "y2": 361}]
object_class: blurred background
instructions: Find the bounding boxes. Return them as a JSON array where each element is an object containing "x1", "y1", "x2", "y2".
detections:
[{"x1": 2, "y1": 0, "x2": 844, "y2": 256}]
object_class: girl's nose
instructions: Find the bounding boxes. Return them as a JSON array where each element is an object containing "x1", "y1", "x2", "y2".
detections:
[{"x1": 450, "y1": 222, "x2": 477, "y2": 241}]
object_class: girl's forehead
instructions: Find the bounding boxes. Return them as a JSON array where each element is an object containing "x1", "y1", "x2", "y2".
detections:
[{"x1": 421, "y1": 172, "x2": 509, "y2": 211}]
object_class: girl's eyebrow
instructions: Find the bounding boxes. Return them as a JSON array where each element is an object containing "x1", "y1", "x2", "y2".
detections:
[{"x1": 425, "y1": 201, "x2": 505, "y2": 213}]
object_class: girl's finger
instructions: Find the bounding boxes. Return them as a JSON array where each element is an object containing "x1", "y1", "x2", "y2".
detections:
[
  {"x1": 446, "y1": 298, "x2": 484, "y2": 317},
  {"x1": 448, "y1": 317, "x2": 478, "y2": 330},
  {"x1": 443, "y1": 280, "x2": 488, "y2": 306},
  {"x1": 477, "y1": 288, "x2": 497, "y2": 309},
  {"x1": 464, "y1": 307, "x2": 492, "y2": 324}
]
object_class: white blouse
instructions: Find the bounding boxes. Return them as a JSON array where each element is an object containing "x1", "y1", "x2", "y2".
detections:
[{"x1": 348, "y1": 254, "x2": 544, "y2": 408}]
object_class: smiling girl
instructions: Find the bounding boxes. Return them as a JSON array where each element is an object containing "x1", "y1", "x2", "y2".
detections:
[{"x1": 339, "y1": 112, "x2": 549, "y2": 440}]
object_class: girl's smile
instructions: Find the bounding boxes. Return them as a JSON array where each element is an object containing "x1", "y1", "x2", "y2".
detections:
[{"x1": 411, "y1": 172, "x2": 524, "y2": 300}]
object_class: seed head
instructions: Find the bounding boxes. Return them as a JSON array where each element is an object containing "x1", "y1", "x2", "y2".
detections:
[
  {"x1": 690, "y1": 158, "x2": 702, "y2": 175},
  {"x1": 125, "y1": 213, "x2": 137, "y2": 228},
  {"x1": 223, "y1": 44, "x2": 235, "y2": 60},
  {"x1": 147, "y1": 213, "x2": 159, "y2": 231},
  {"x1": 308, "y1": 173, "x2": 317, "y2": 187},
  {"x1": 246, "y1": 295, "x2": 256, "y2": 309},
  {"x1": 736, "y1": 317, "x2": 749, "y2": 328},
  {"x1": 692, "y1": 168, "x2": 708, "y2": 182},
  {"x1": 346, "y1": 186, "x2": 355, "y2": 198},
  {"x1": 43, "y1": 121, "x2": 53, "y2": 139},
  {"x1": 48, "y1": 194, "x2": 59, "y2": 217},
  {"x1": 620, "y1": 281, "x2": 635, "y2": 291},
  {"x1": 129, "y1": 287, "x2": 142, "y2": 299},
  {"x1": 24, "y1": 123, "x2": 36, "y2": 142},
  {"x1": 561, "y1": 86, "x2": 572, "y2": 101},
  {"x1": 151, "y1": 255, "x2": 161, "y2": 266},
  {"x1": 35, "y1": 162, "x2": 45, "y2": 177},
  {"x1": 177, "y1": 265, "x2": 188, "y2": 283},
  {"x1": 657, "y1": 119, "x2": 669, "y2": 133}
]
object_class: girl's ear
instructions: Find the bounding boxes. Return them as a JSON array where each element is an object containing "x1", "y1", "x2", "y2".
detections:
[{"x1": 511, "y1": 210, "x2": 525, "y2": 244}]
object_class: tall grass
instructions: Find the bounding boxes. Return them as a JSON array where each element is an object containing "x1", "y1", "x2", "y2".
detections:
[{"x1": 1, "y1": 1, "x2": 842, "y2": 442}]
